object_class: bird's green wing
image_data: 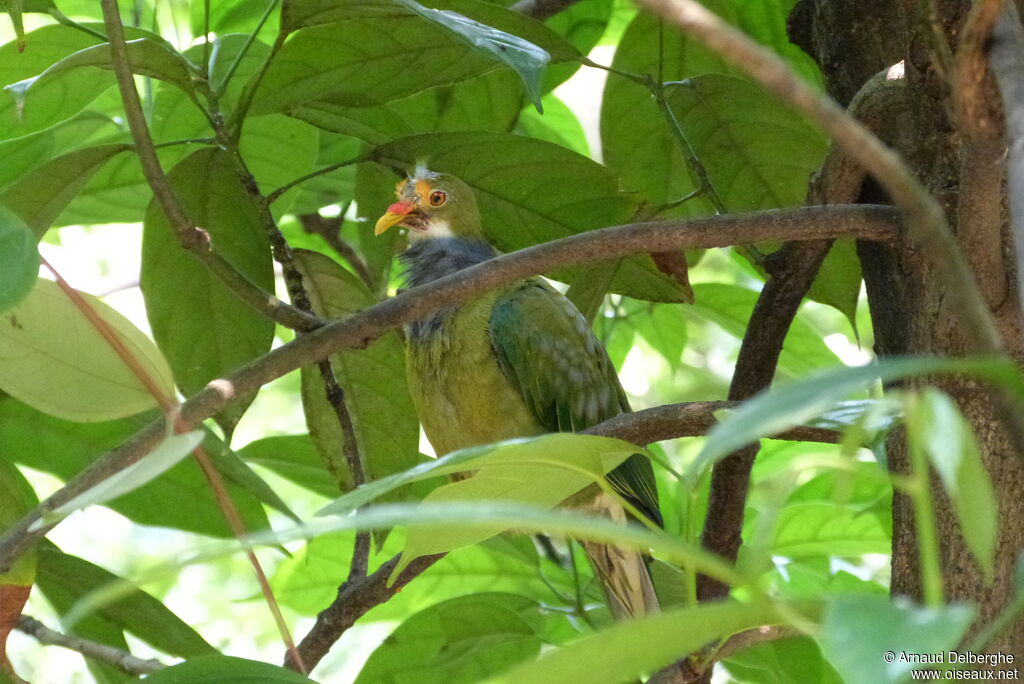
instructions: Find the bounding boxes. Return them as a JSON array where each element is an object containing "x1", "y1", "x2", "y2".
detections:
[{"x1": 489, "y1": 280, "x2": 661, "y2": 525}]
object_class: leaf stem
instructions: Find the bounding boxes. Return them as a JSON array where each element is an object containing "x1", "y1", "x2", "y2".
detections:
[{"x1": 217, "y1": 0, "x2": 280, "y2": 93}]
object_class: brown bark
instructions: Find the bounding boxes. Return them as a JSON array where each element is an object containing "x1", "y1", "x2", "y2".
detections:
[{"x1": 791, "y1": 0, "x2": 1024, "y2": 656}]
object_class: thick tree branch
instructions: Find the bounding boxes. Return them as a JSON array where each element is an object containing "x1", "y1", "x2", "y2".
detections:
[
  {"x1": 15, "y1": 615, "x2": 165, "y2": 676},
  {"x1": 98, "y1": 0, "x2": 321, "y2": 333},
  {"x1": 0, "y1": 205, "x2": 897, "y2": 574},
  {"x1": 953, "y1": 0, "x2": 1008, "y2": 308},
  {"x1": 990, "y1": 2, "x2": 1024, "y2": 310},
  {"x1": 635, "y1": 0, "x2": 1005, "y2": 357}
]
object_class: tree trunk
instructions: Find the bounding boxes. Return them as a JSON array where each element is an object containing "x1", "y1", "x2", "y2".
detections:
[{"x1": 791, "y1": 0, "x2": 1024, "y2": 657}]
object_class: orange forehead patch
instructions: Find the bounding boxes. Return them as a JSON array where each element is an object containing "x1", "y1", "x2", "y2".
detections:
[{"x1": 394, "y1": 178, "x2": 433, "y2": 202}]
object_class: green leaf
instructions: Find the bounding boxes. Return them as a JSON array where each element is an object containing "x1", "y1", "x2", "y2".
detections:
[
  {"x1": 294, "y1": 249, "x2": 419, "y2": 491},
  {"x1": 238, "y1": 434, "x2": 340, "y2": 499},
  {"x1": 758, "y1": 503, "x2": 890, "y2": 559},
  {"x1": 484, "y1": 600, "x2": 787, "y2": 684},
  {"x1": 0, "y1": 143, "x2": 130, "y2": 237},
  {"x1": 723, "y1": 635, "x2": 843, "y2": 684},
  {"x1": 35, "y1": 543, "x2": 216, "y2": 658},
  {"x1": 0, "y1": 398, "x2": 273, "y2": 538},
  {"x1": 389, "y1": 435, "x2": 639, "y2": 577},
  {"x1": 666, "y1": 74, "x2": 826, "y2": 211},
  {"x1": 818, "y1": 595, "x2": 974, "y2": 684},
  {"x1": 806, "y1": 239, "x2": 862, "y2": 332},
  {"x1": 697, "y1": 356, "x2": 1024, "y2": 472},
  {"x1": 0, "y1": 205, "x2": 37, "y2": 313},
  {"x1": 394, "y1": 0, "x2": 550, "y2": 111},
  {"x1": 141, "y1": 148, "x2": 275, "y2": 397},
  {"x1": 635, "y1": 303, "x2": 687, "y2": 370},
  {"x1": 259, "y1": 0, "x2": 574, "y2": 114},
  {"x1": 514, "y1": 93, "x2": 590, "y2": 156},
  {"x1": 565, "y1": 261, "x2": 620, "y2": 324},
  {"x1": 0, "y1": 278, "x2": 174, "y2": 422},
  {"x1": 0, "y1": 459, "x2": 37, "y2": 586},
  {"x1": 136, "y1": 655, "x2": 316, "y2": 683},
  {"x1": 0, "y1": 25, "x2": 150, "y2": 141},
  {"x1": 39, "y1": 429, "x2": 205, "y2": 527},
  {"x1": 355, "y1": 593, "x2": 543, "y2": 683},
  {"x1": 688, "y1": 283, "x2": 841, "y2": 376},
  {"x1": 904, "y1": 388, "x2": 998, "y2": 581},
  {"x1": 372, "y1": 131, "x2": 686, "y2": 302},
  {"x1": 6, "y1": 37, "x2": 197, "y2": 110}
]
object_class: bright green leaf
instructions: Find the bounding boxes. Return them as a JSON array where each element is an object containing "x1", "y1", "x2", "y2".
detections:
[
  {"x1": 0, "y1": 278, "x2": 174, "y2": 422},
  {"x1": 761, "y1": 503, "x2": 891, "y2": 559},
  {"x1": 514, "y1": 93, "x2": 590, "y2": 156},
  {"x1": 485, "y1": 600, "x2": 787, "y2": 684},
  {"x1": 697, "y1": 356, "x2": 1024, "y2": 472}
]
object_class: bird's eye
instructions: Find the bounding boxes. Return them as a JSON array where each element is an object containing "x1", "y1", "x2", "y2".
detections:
[{"x1": 429, "y1": 190, "x2": 447, "y2": 207}]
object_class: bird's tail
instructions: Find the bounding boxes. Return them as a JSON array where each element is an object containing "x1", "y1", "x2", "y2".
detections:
[{"x1": 580, "y1": 492, "x2": 660, "y2": 619}]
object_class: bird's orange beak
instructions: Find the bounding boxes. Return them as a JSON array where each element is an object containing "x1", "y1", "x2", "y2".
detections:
[{"x1": 374, "y1": 200, "x2": 414, "y2": 235}]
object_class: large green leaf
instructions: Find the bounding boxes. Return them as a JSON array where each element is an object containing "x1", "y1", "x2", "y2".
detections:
[
  {"x1": 356, "y1": 593, "x2": 543, "y2": 683},
  {"x1": 484, "y1": 600, "x2": 787, "y2": 684},
  {"x1": 904, "y1": 389, "x2": 998, "y2": 581},
  {"x1": 371, "y1": 131, "x2": 686, "y2": 302},
  {"x1": 514, "y1": 93, "x2": 590, "y2": 156},
  {"x1": 390, "y1": 435, "x2": 640, "y2": 576},
  {"x1": 294, "y1": 249, "x2": 419, "y2": 492},
  {"x1": 818, "y1": 595, "x2": 973, "y2": 684},
  {"x1": 238, "y1": 434, "x2": 339, "y2": 499},
  {"x1": 141, "y1": 148, "x2": 275, "y2": 397},
  {"x1": 697, "y1": 356, "x2": 1024, "y2": 471},
  {"x1": 0, "y1": 24, "x2": 108, "y2": 141},
  {"x1": 255, "y1": 0, "x2": 573, "y2": 115},
  {"x1": 0, "y1": 398, "x2": 274, "y2": 538},
  {"x1": 0, "y1": 205, "x2": 37, "y2": 313},
  {"x1": 0, "y1": 278, "x2": 174, "y2": 422},
  {"x1": 756, "y1": 503, "x2": 891, "y2": 559},
  {"x1": 0, "y1": 143, "x2": 130, "y2": 236},
  {"x1": 0, "y1": 459, "x2": 37, "y2": 586},
  {"x1": 688, "y1": 283, "x2": 841, "y2": 376},
  {"x1": 36, "y1": 543, "x2": 216, "y2": 658},
  {"x1": 723, "y1": 635, "x2": 843, "y2": 684},
  {"x1": 139, "y1": 655, "x2": 315, "y2": 683}
]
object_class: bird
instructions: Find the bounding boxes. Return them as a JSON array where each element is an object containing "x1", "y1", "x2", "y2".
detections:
[{"x1": 375, "y1": 166, "x2": 662, "y2": 619}]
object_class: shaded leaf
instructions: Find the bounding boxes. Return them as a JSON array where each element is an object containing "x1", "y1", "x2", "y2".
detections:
[
  {"x1": 0, "y1": 398, "x2": 274, "y2": 538},
  {"x1": 294, "y1": 249, "x2": 419, "y2": 492},
  {"x1": 723, "y1": 635, "x2": 843, "y2": 684},
  {"x1": 0, "y1": 459, "x2": 37, "y2": 586},
  {"x1": 0, "y1": 143, "x2": 130, "y2": 237},
  {"x1": 514, "y1": 93, "x2": 590, "y2": 156},
  {"x1": 239, "y1": 434, "x2": 340, "y2": 499},
  {"x1": 0, "y1": 278, "x2": 174, "y2": 422},
  {"x1": 133, "y1": 655, "x2": 315, "y2": 683},
  {"x1": 0, "y1": 205, "x2": 37, "y2": 313},
  {"x1": 36, "y1": 543, "x2": 216, "y2": 658},
  {"x1": 141, "y1": 148, "x2": 275, "y2": 397}
]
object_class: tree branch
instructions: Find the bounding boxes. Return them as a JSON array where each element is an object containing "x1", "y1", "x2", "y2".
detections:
[
  {"x1": 296, "y1": 212, "x2": 377, "y2": 292},
  {"x1": 98, "y1": 0, "x2": 321, "y2": 333},
  {"x1": 635, "y1": 0, "x2": 1005, "y2": 357},
  {"x1": 990, "y1": 1, "x2": 1024, "y2": 310},
  {"x1": 0, "y1": 205, "x2": 898, "y2": 574},
  {"x1": 285, "y1": 554, "x2": 444, "y2": 672},
  {"x1": 953, "y1": 0, "x2": 1008, "y2": 308},
  {"x1": 15, "y1": 615, "x2": 165, "y2": 676}
]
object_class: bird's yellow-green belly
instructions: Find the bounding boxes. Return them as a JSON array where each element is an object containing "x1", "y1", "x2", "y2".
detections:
[{"x1": 407, "y1": 307, "x2": 541, "y2": 457}]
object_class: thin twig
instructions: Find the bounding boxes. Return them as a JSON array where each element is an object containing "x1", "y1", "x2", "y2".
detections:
[
  {"x1": 635, "y1": 0, "x2": 1004, "y2": 357},
  {"x1": 266, "y1": 157, "x2": 366, "y2": 205},
  {"x1": 0, "y1": 205, "x2": 900, "y2": 573},
  {"x1": 98, "y1": 0, "x2": 320, "y2": 333},
  {"x1": 16, "y1": 615, "x2": 165, "y2": 676},
  {"x1": 217, "y1": 0, "x2": 280, "y2": 92}
]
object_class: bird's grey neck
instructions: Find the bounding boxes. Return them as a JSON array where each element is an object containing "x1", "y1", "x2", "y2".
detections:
[
  {"x1": 400, "y1": 237, "x2": 496, "y2": 343},
  {"x1": 400, "y1": 237, "x2": 496, "y2": 288}
]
